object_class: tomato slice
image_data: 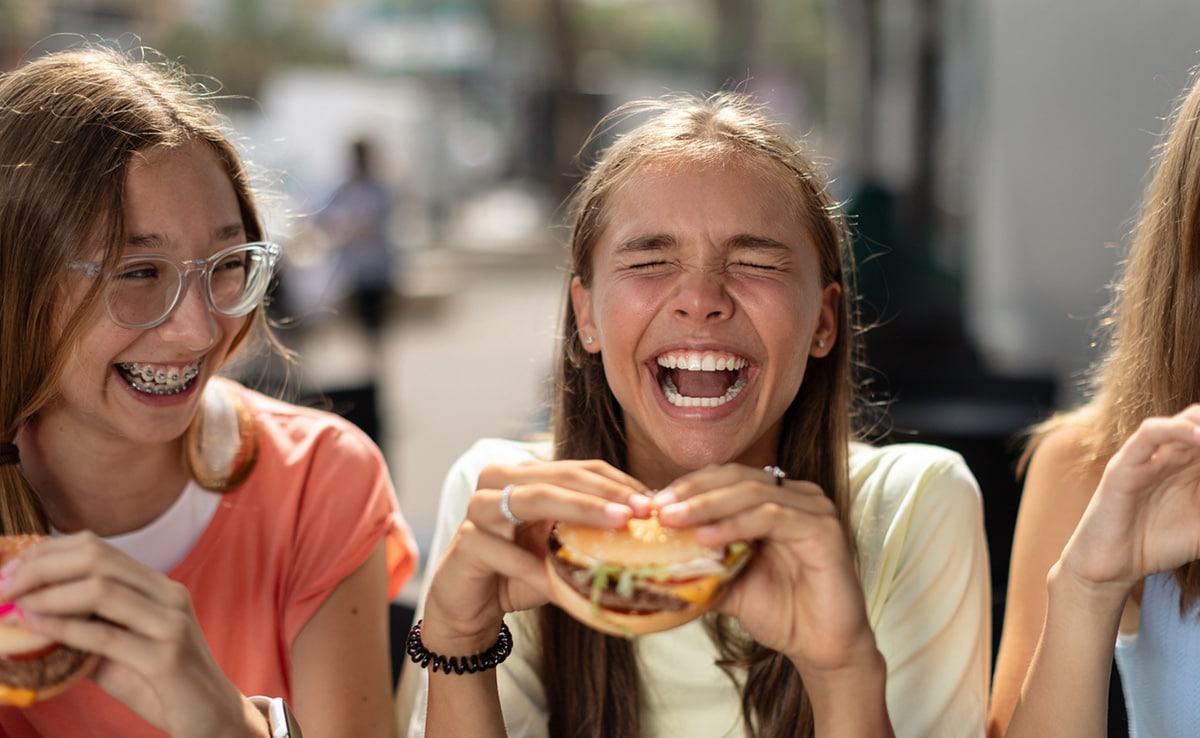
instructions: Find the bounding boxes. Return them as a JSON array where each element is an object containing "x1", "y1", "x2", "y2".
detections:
[{"x1": 2, "y1": 642, "x2": 59, "y2": 661}]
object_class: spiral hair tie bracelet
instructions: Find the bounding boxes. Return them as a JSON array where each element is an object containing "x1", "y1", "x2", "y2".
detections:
[
  {"x1": 763, "y1": 465, "x2": 786, "y2": 487},
  {"x1": 406, "y1": 619, "x2": 513, "y2": 675}
]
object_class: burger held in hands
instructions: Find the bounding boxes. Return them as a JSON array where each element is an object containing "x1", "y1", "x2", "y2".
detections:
[
  {"x1": 0, "y1": 536, "x2": 97, "y2": 706},
  {"x1": 545, "y1": 512, "x2": 754, "y2": 638}
]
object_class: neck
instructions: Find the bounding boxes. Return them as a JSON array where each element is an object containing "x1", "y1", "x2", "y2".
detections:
[{"x1": 15, "y1": 423, "x2": 189, "y2": 536}]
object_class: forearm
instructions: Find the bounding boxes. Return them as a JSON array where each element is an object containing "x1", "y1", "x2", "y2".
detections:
[
  {"x1": 421, "y1": 621, "x2": 510, "y2": 738},
  {"x1": 1006, "y1": 563, "x2": 1128, "y2": 738},
  {"x1": 426, "y1": 671, "x2": 508, "y2": 738}
]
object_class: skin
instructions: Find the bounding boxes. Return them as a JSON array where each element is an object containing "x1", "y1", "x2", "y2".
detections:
[
  {"x1": 571, "y1": 161, "x2": 838, "y2": 486},
  {"x1": 0, "y1": 140, "x2": 394, "y2": 737},
  {"x1": 420, "y1": 159, "x2": 892, "y2": 737},
  {"x1": 995, "y1": 405, "x2": 1200, "y2": 738}
]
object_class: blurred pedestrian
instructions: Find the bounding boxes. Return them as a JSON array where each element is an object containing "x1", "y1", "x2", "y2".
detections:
[{"x1": 313, "y1": 137, "x2": 401, "y2": 341}]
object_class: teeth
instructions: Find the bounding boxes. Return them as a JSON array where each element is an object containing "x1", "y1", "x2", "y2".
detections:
[
  {"x1": 662, "y1": 376, "x2": 747, "y2": 407},
  {"x1": 656, "y1": 350, "x2": 749, "y2": 408},
  {"x1": 656, "y1": 351, "x2": 747, "y2": 372},
  {"x1": 117, "y1": 361, "x2": 203, "y2": 396}
]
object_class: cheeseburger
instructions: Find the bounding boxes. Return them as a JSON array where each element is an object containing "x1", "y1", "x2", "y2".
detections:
[
  {"x1": 545, "y1": 515, "x2": 753, "y2": 638},
  {"x1": 0, "y1": 536, "x2": 98, "y2": 706}
]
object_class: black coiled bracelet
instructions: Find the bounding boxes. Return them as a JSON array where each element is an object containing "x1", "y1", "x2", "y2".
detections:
[{"x1": 406, "y1": 619, "x2": 513, "y2": 675}]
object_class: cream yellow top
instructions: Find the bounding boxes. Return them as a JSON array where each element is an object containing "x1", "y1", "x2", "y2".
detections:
[{"x1": 400, "y1": 438, "x2": 990, "y2": 737}]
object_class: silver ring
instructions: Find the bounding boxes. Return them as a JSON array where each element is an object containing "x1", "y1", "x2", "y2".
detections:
[
  {"x1": 763, "y1": 465, "x2": 786, "y2": 487},
  {"x1": 500, "y1": 484, "x2": 524, "y2": 526}
]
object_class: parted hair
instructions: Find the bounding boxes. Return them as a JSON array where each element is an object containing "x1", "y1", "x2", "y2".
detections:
[
  {"x1": 0, "y1": 44, "x2": 269, "y2": 534},
  {"x1": 545, "y1": 91, "x2": 864, "y2": 738},
  {"x1": 1026, "y1": 65, "x2": 1200, "y2": 609}
]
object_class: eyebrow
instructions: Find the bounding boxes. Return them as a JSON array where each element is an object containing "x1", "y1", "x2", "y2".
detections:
[
  {"x1": 126, "y1": 223, "x2": 247, "y2": 250},
  {"x1": 726, "y1": 234, "x2": 792, "y2": 253},
  {"x1": 613, "y1": 233, "x2": 792, "y2": 254},
  {"x1": 613, "y1": 234, "x2": 676, "y2": 254}
]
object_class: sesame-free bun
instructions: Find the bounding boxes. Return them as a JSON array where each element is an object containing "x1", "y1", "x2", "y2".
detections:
[
  {"x1": 0, "y1": 535, "x2": 98, "y2": 706},
  {"x1": 544, "y1": 556, "x2": 713, "y2": 637},
  {"x1": 545, "y1": 517, "x2": 753, "y2": 638}
]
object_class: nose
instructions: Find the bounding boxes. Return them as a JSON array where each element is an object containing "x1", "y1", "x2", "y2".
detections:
[
  {"x1": 671, "y1": 267, "x2": 733, "y2": 323},
  {"x1": 154, "y1": 273, "x2": 219, "y2": 352}
]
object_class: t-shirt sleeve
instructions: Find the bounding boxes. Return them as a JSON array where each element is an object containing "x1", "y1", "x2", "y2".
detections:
[
  {"x1": 282, "y1": 421, "x2": 418, "y2": 647},
  {"x1": 857, "y1": 446, "x2": 991, "y2": 738}
]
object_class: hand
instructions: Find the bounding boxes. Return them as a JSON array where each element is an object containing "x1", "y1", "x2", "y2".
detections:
[
  {"x1": 654, "y1": 464, "x2": 880, "y2": 676},
  {"x1": 1060, "y1": 404, "x2": 1200, "y2": 595},
  {"x1": 419, "y1": 460, "x2": 651, "y2": 654},
  {"x1": 0, "y1": 532, "x2": 263, "y2": 738}
]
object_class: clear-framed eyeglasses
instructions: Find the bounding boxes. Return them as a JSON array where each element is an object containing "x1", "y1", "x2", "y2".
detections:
[{"x1": 69, "y1": 241, "x2": 282, "y2": 330}]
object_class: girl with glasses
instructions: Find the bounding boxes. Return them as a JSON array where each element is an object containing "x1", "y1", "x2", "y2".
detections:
[{"x1": 0, "y1": 42, "x2": 416, "y2": 737}]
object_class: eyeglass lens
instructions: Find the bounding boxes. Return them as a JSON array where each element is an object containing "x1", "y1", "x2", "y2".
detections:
[{"x1": 107, "y1": 245, "x2": 273, "y2": 328}]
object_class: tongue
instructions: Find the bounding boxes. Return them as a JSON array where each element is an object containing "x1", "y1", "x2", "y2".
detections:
[{"x1": 671, "y1": 369, "x2": 736, "y2": 398}]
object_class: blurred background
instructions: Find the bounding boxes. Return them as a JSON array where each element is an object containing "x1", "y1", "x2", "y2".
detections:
[{"x1": 4, "y1": 0, "x2": 1200, "y2": 718}]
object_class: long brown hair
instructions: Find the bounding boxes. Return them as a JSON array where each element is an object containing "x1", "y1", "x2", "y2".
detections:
[
  {"x1": 541, "y1": 91, "x2": 864, "y2": 738},
  {"x1": 1026, "y1": 65, "x2": 1200, "y2": 608},
  {"x1": 0, "y1": 43, "x2": 273, "y2": 534}
]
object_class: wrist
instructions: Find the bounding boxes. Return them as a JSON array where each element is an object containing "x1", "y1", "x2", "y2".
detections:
[
  {"x1": 803, "y1": 647, "x2": 892, "y2": 736},
  {"x1": 1047, "y1": 558, "x2": 1134, "y2": 615},
  {"x1": 418, "y1": 602, "x2": 506, "y2": 656}
]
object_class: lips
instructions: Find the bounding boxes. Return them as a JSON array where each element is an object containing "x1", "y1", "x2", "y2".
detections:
[{"x1": 655, "y1": 350, "x2": 749, "y2": 408}]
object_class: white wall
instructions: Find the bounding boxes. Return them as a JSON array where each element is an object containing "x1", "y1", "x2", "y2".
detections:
[{"x1": 967, "y1": 1, "x2": 1200, "y2": 399}]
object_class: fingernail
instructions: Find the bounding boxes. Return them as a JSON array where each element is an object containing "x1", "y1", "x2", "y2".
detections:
[
  {"x1": 659, "y1": 502, "x2": 687, "y2": 520},
  {"x1": 0, "y1": 602, "x2": 23, "y2": 622},
  {"x1": 627, "y1": 493, "x2": 653, "y2": 516},
  {"x1": 0, "y1": 558, "x2": 20, "y2": 579},
  {"x1": 604, "y1": 503, "x2": 632, "y2": 525},
  {"x1": 654, "y1": 488, "x2": 677, "y2": 506}
]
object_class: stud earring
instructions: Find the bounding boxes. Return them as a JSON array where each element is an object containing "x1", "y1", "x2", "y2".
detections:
[
  {"x1": 816, "y1": 338, "x2": 827, "y2": 349},
  {"x1": 585, "y1": 335, "x2": 594, "y2": 345}
]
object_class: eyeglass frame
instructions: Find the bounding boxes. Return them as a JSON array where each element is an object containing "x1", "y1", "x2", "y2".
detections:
[{"x1": 68, "y1": 241, "x2": 282, "y2": 330}]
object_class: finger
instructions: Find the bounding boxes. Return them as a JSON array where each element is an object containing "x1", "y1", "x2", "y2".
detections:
[
  {"x1": 467, "y1": 481, "x2": 635, "y2": 535},
  {"x1": 19, "y1": 605, "x2": 185, "y2": 677},
  {"x1": 657, "y1": 475, "x2": 830, "y2": 529},
  {"x1": 655, "y1": 464, "x2": 747, "y2": 502},
  {"x1": 0, "y1": 533, "x2": 172, "y2": 607},
  {"x1": 14, "y1": 571, "x2": 192, "y2": 646},
  {"x1": 1116, "y1": 415, "x2": 1200, "y2": 467},
  {"x1": 482, "y1": 460, "x2": 652, "y2": 510}
]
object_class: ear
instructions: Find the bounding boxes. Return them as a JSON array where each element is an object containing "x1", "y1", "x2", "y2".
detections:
[
  {"x1": 809, "y1": 282, "x2": 841, "y2": 358},
  {"x1": 570, "y1": 275, "x2": 600, "y2": 354}
]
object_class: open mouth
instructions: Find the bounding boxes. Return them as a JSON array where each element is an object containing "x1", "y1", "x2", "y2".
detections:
[
  {"x1": 116, "y1": 361, "x2": 203, "y2": 396},
  {"x1": 656, "y1": 350, "x2": 748, "y2": 408}
]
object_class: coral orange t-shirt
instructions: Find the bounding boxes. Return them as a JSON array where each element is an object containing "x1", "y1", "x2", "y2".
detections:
[{"x1": 0, "y1": 381, "x2": 417, "y2": 737}]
